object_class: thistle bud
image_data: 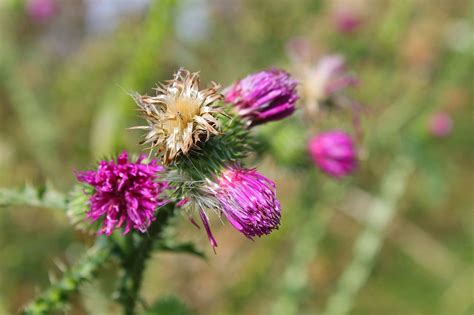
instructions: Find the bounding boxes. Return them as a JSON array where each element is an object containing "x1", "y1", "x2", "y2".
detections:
[
  {"x1": 308, "y1": 131, "x2": 357, "y2": 178},
  {"x1": 181, "y1": 165, "x2": 282, "y2": 250},
  {"x1": 208, "y1": 166, "x2": 281, "y2": 239},
  {"x1": 225, "y1": 69, "x2": 298, "y2": 126}
]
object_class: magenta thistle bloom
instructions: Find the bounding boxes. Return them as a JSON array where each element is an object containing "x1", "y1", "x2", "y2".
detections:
[
  {"x1": 26, "y1": 0, "x2": 57, "y2": 23},
  {"x1": 224, "y1": 69, "x2": 298, "y2": 126},
  {"x1": 428, "y1": 112, "x2": 453, "y2": 138},
  {"x1": 76, "y1": 152, "x2": 168, "y2": 236},
  {"x1": 308, "y1": 131, "x2": 357, "y2": 178},
  {"x1": 206, "y1": 166, "x2": 281, "y2": 241}
]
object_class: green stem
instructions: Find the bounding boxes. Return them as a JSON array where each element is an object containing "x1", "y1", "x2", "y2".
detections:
[
  {"x1": 22, "y1": 237, "x2": 113, "y2": 315},
  {"x1": 321, "y1": 157, "x2": 414, "y2": 315},
  {"x1": 117, "y1": 205, "x2": 175, "y2": 315},
  {"x1": 271, "y1": 208, "x2": 332, "y2": 315}
]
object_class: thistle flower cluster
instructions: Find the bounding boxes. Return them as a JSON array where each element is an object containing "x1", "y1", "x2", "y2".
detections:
[
  {"x1": 75, "y1": 68, "x2": 300, "y2": 248},
  {"x1": 75, "y1": 63, "x2": 362, "y2": 246}
]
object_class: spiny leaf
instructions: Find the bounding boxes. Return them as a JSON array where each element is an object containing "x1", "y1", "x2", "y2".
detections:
[{"x1": 0, "y1": 184, "x2": 66, "y2": 210}]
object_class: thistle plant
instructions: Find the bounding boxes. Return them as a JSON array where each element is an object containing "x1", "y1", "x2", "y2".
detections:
[
  {"x1": 10, "y1": 57, "x2": 365, "y2": 314},
  {"x1": 15, "y1": 67, "x2": 298, "y2": 314},
  {"x1": 2, "y1": 2, "x2": 469, "y2": 314}
]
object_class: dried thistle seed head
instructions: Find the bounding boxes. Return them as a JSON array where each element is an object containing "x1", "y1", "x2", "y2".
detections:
[{"x1": 131, "y1": 68, "x2": 224, "y2": 164}]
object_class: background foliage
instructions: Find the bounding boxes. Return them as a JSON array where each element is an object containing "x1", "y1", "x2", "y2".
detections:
[{"x1": 0, "y1": 0, "x2": 473, "y2": 314}]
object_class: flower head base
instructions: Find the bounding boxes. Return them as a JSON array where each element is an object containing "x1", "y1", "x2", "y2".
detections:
[
  {"x1": 132, "y1": 68, "x2": 224, "y2": 164},
  {"x1": 76, "y1": 152, "x2": 168, "y2": 235},
  {"x1": 308, "y1": 131, "x2": 357, "y2": 178},
  {"x1": 225, "y1": 69, "x2": 298, "y2": 126},
  {"x1": 207, "y1": 166, "x2": 281, "y2": 239}
]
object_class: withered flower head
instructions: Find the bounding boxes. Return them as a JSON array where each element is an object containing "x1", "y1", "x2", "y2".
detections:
[{"x1": 131, "y1": 68, "x2": 224, "y2": 164}]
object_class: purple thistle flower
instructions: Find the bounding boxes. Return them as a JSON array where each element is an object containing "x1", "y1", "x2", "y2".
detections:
[
  {"x1": 206, "y1": 166, "x2": 281, "y2": 241},
  {"x1": 308, "y1": 131, "x2": 357, "y2": 178},
  {"x1": 311, "y1": 55, "x2": 358, "y2": 100},
  {"x1": 428, "y1": 112, "x2": 453, "y2": 138},
  {"x1": 76, "y1": 151, "x2": 169, "y2": 236},
  {"x1": 333, "y1": 9, "x2": 362, "y2": 34},
  {"x1": 26, "y1": 0, "x2": 57, "y2": 23},
  {"x1": 225, "y1": 69, "x2": 299, "y2": 126}
]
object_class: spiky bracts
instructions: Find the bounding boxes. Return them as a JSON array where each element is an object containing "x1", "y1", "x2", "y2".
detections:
[{"x1": 131, "y1": 68, "x2": 224, "y2": 164}]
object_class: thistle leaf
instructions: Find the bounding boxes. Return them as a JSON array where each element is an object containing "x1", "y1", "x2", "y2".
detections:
[
  {"x1": 154, "y1": 240, "x2": 206, "y2": 259},
  {"x1": 0, "y1": 184, "x2": 66, "y2": 210}
]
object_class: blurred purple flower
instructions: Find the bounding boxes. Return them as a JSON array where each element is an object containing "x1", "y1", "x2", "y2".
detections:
[
  {"x1": 309, "y1": 55, "x2": 358, "y2": 101},
  {"x1": 333, "y1": 9, "x2": 362, "y2": 34},
  {"x1": 286, "y1": 36, "x2": 312, "y2": 64},
  {"x1": 298, "y1": 54, "x2": 361, "y2": 130},
  {"x1": 76, "y1": 151, "x2": 169, "y2": 236},
  {"x1": 200, "y1": 166, "x2": 281, "y2": 248},
  {"x1": 26, "y1": 0, "x2": 56, "y2": 23},
  {"x1": 428, "y1": 112, "x2": 453, "y2": 138},
  {"x1": 308, "y1": 131, "x2": 357, "y2": 178},
  {"x1": 225, "y1": 69, "x2": 299, "y2": 126}
]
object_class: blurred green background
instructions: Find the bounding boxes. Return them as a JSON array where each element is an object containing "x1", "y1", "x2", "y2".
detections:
[{"x1": 0, "y1": 0, "x2": 473, "y2": 314}]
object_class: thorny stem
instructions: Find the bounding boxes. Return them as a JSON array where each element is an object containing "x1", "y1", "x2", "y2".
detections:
[
  {"x1": 22, "y1": 237, "x2": 113, "y2": 315},
  {"x1": 116, "y1": 205, "x2": 175, "y2": 315},
  {"x1": 321, "y1": 157, "x2": 414, "y2": 315}
]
